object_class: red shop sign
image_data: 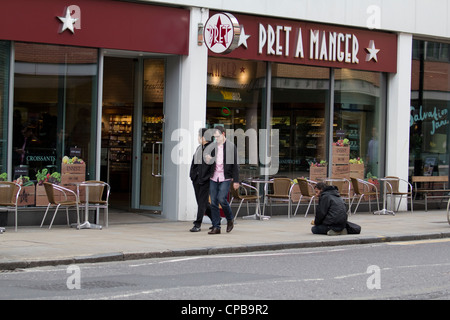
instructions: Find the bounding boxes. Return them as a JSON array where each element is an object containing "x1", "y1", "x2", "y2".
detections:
[
  {"x1": 206, "y1": 12, "x2": 397, "y2": 73},
  {"x1": 0, "y1": 0, "x2": 189, "y2": 55}
]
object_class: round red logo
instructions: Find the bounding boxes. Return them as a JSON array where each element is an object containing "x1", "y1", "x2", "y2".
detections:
[{"x1": 204, "y1": 13, "x2": 240, "y2": 54}]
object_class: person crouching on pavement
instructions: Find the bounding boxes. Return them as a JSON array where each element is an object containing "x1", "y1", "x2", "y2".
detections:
[{"x1": 311, "y1": 182, "x2": 348, "y2": 236}]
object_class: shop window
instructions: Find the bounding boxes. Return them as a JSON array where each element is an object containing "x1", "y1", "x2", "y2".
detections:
[
  {"x1": 410, "y1": 40, "x2": 450, "y2": 177},
  {"x1": 13, "y1": 43, "x2": 98, "y2": 180},
  {"x1": 206, "y1": 57, "x2": 266, "y2": 180},
  {"x1": 0, "y1": 41, "x2": 10, "y2": 175},
  {"x1": 333, "y1": 69, "x2": 384, "y2": 179},
  {"x1": 271, "y1": 63, "x2": 329, "y2": 178}
]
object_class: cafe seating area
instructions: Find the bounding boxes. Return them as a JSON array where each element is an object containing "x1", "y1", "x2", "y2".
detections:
[
  {"x1": 0, "y1": 179, "x2": 110, "y2": 232},
  {"x1": 237, "y1": 174, "x2": 415, "y2": 220}
]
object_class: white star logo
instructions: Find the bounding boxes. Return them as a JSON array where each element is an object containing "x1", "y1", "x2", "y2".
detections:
[
  {"x1": 238, "y1": 25, "x2": 250, "y2": 49},
  {"x1": 365, "y1": 40, "x2": 380, "y2": 62},
  {"x1": 57, "y1": 8, "x2": 78, "y2": 34}
]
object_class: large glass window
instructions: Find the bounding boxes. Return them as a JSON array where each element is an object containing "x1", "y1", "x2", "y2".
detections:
[
  {"x1": 334, "y1": 69, "x2": 384, "y2": 178},
  {"x1": 0, "y1": 41, "x2": 10, "y2": 175},
  {"x1": 13, "y1": 43, "x2": 98, "y2": 180},
  {"x1": 271, "y1": 64, "x2": 329, "y2": 178},
  {"x1": 206, "y1": 58, "x2": 387, "y2": 181},
  {"x1": 410, "y1": 40, "x2": 450, "y2": 177},
  {"x1": 206, "y1": 57, "x2": 266, "y2": 180}
]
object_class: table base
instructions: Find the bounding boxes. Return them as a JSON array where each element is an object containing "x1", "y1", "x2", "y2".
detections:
[
  {"x1": 78, "y1": 221, "x2": 102, "y2": 230},
  {"x1": 373, "y1": 208, "x2": 395, "y2": 216},
  {"x1": 71, "y1": 222, "x2": 102, "y2": 230},
  {"x1": 242, "y1": 214, "x2": 271, "y2": 221}
]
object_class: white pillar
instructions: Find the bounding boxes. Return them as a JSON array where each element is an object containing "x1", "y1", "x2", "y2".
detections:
[
  {"x1": 163, "y1": 7, "x2": 209, "y2": 221},
  {"x1": 386, "y1": 33, "x2": 412, "y2": 211}
]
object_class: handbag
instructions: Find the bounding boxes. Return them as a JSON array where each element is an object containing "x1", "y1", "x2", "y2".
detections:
[{"x1": 346, "y1": 221, "x2": 361, "y2": 234}]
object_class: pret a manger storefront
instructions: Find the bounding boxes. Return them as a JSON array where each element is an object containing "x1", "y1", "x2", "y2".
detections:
[
  {"x1": 204, "y1": 12, "x2": 397, "y2": 188},
  {"x1": 0, "y1": 0, "x2": 191, "y2": 224},
  {"x1": 0, "y1": 0, "x2": 417, "y2": 225}
]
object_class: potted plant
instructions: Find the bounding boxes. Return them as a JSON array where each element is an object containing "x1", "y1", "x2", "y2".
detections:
[
  {"x1": 36, "y1": 169, "x2": 61, "y2": 185},
  {"x1": 14, "y1": 175, "x2": 35, "y2": 206},
  {"x1": 349, "y1": 157, "x2": 364, "y2": 180},
  {"x1": 36, "y1": 169, "x2": 61, "y2": 206},
  {"x1": 309, "y1": 159, "x2": 327, "y2": 181},
  {"x1": 61, "y1": 156, "x2": 86, "y2": 184}
]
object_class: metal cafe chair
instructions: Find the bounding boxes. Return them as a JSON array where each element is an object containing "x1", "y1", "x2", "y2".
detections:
[
  {"x1": 40, "y1": 182, "x2": 80, "y2": 229},
  {"x1": 265, "y1": 178, "x2": 293, "y2": 218},
  {"x1": 0, "y1": 181, "x2": 21, "y2": 232},
  {"x1": 292, "y1": 178, "x2": 317, "y2": 217},
  {"x1": 79, "y1": 181, "x2": 111, "y2": 227},
  {"x1": 384, "y1": 176, "x2": 413, "y2": 213},
  {"x1": 350, "y1": 177, "x2": 380, "y2": 214},
  {"x1": 229, "y1": 182, "x2": 261, "y2": 221}
]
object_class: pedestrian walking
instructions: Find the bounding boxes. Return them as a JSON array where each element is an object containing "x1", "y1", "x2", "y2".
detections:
[
  {"x1": 189, "y1": 128, "x2": 213, "y2": 232},
  {"x1": 205, "y1": 126, "x2": 239, "y2": 234}
]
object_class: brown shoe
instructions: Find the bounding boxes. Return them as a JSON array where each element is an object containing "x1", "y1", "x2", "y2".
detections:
[
  {"x1": 208, "y1": 227, "x2": 221, "y2": 234},
  {"x1": 226, "y1": 220, "x2": 234, "y2": 233}
]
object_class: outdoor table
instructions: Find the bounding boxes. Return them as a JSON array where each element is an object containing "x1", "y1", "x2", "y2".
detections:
[
  {"x1": 374, "y1": 177, "x2": 396, "y2": 215},
  {"x1": 244, "y1": 178, "x2": 273, "y2": 220},
  {"x1": 73, "y1": 182, "x2": 103, "y2": 230}
]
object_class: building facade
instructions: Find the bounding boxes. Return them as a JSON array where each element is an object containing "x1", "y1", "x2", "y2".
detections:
[{"x1": 0, "y1": 0, "x2": 449, "y2": 222}]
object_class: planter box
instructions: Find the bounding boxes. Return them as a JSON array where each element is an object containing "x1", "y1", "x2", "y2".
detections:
[
  {"x1": 309, "y1": 166, "x2": 327, "y2": 182},
  {"x1": 61, "y1": 173, "x2": 85, "y2": 185},
  {"x1": 331, "y1": 164, "x2": 350, "y2": 179},
  {"x1": 349, "y1": 163, "x2": 364, "y2": 179},
  {"x1": 17, "y1": 185, "x2": 35, "y2": 206},
  {"x1": 61, "y1": 163, "x2": 86, "y2": 175},
  {"x1": 36, "y1": 184, "x2": 52, "y2": 206},
  {"x1": 332, "y1": 146, "x2": 350, "y2": 164}
]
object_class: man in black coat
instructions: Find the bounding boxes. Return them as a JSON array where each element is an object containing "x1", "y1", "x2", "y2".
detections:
[
  {"x1": 311, "y1": 182, "x2": 348, "y2": 235},
  {"x1": 189, "y1": 128, "x2": 213, "y2": 232}
]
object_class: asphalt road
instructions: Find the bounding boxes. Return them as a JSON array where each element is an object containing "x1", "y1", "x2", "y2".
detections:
[{"x1": 1, "y1": 239, "x2": 450, "y2": 302}]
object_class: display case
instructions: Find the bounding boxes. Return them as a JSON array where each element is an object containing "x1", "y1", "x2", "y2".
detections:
[
  {"x1": 272, "y1": 115, "x2": 326, "y2": 175},
  {"x1": 142, "y1": 115, "x2": 163, "y2": 152},
  {"x1": 108, "y1": 115, "x2": 132, "y2": 172}
]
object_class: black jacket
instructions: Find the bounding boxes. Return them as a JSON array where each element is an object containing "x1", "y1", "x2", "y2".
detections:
[
  {"x1": 190, "y1": 142, "x2": 212, "y2": 184},
  {"x1": 205, "y1": 140, "x2": 239, "y2": 183},
  {"x1": 314, "y1": 185, "x2": 348, "y2": 230}
]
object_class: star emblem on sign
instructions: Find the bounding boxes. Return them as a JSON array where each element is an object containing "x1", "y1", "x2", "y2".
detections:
[
  {"x1": 238, "y1": 25, "x2": 250, "y2": 48},
  {"x1": 57, "y1": 7, "x2": 78, "y2": 34},
  {"x1": 365, "y1": 40, "x2": 380, "y2": 62}
]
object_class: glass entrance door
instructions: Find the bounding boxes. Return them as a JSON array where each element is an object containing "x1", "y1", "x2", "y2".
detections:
[
  {"x1": 101, "y1": 57, "x2": 135, "y2": 210},
  {"x1": 139, "y1": 59, "x2": 165, "y2": 210},
  {"x1": 101, "y1": 56, "x2": 165, "y2": 212}
]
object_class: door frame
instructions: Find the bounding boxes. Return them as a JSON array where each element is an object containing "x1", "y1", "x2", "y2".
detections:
[{"x1": 99, "y1": 49, "x2": 168, "y2": 212}]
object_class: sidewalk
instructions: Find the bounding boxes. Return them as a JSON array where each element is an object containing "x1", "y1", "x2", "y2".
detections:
[{"x1": 0, "y1": 209, "x2": 449, "y2": 270}]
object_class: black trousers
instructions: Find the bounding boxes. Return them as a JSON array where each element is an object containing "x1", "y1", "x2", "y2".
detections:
[
  {"x1": 311, "y1": 224, "x2": 331, "y2": 234},
  {"x1": 193, "y1": 181, "x2": 212, "y2": 227},
  {"x1": 311, "y1": 224, "x2": 345, "y2": 234}
]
